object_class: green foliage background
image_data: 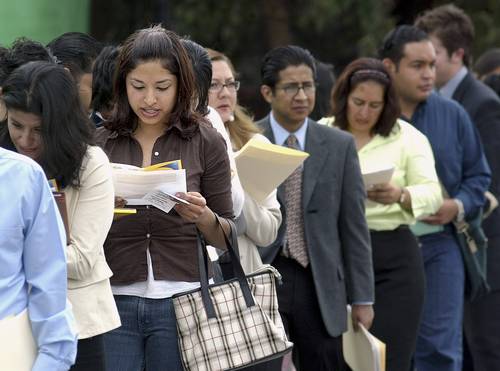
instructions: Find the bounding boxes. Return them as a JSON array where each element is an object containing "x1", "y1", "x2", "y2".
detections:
[{"x1": 1, "y1": 0, "x2": 498, "y2": 116}]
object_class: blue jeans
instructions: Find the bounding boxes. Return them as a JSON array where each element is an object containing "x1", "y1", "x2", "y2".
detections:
[
  {"x1": 415, "y1": 229, "x2": 464, "y2": 371},
  {"x1": 104, "y1": 296, "x2": 183, "y2": 371}
]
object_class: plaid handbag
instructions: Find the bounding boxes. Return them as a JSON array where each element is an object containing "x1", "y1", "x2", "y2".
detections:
[{"x1": 172, "y1": 217, "x2": 293, "y2": 371}]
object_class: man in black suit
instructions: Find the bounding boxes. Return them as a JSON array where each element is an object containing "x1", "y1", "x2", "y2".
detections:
[
  {"x1": 256, "y1": 45, "x2": 375, "y2": 371},
  {"x1": 416, "y1": 5, "x2": 500, "y2": 370}
]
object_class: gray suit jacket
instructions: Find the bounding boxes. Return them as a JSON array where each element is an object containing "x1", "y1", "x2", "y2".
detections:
[{"x1": 257, "y1": 116, "x2": 374, "y2": 336}]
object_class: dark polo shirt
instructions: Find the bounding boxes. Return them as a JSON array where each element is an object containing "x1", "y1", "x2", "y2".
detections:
[{"x1": 95, "y1": 120, "x2": 233, "y2": 284}]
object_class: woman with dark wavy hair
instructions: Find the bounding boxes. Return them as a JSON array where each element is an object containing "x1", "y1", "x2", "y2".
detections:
[
  {"x1": 321, "y1": 57, "x2": 442, "y2": 371},
  {"x1": 95, "y1": 26, "x2": 233, "y2": 370},
  {"x1": 0, "y1": 61, "x2": 120, "y2": 371}
]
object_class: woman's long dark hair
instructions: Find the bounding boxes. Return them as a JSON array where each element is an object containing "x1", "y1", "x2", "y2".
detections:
[
  {"x1": 2, "y1": 61, "x2": 94, "y2": 188},
  {"x1": 107, "y1": 25, "x2": 203, "y2": 137}
]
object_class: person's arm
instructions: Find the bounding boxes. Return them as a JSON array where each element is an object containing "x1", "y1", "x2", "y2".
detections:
[
  {"x1": 175, "y1": 127, "x2": 234, "y2": 248},
  {"x1": 240, "y1": 134, "x2": 281, "y2": 246},
  {"x1": 24, "y1": 169, "x2": 77, "y2": 371},
  {"x1": 366, "y1": 123, "x2": 443, "y2": 216},
  {"x1": 206, "y1": 106, "x2": 245, "y2": 217},
  {"x1": 424, "y1": 110, "x2": 491, "y2": 225},
  {"x1": 338, "y1": 137, "x2": 375, "y2": 329},
  {"x1": 242, "y1": 190, "x2": 282, "y2": 247},
  {"x1": 454, "y1": 110, "x2": 491, "y2": 217},
  {"x1": 402, "y1": 128, "x2": 443, "y2": 217},
  {"x1": 66, "y1": 147, "x2": 114, "y2": 280}
]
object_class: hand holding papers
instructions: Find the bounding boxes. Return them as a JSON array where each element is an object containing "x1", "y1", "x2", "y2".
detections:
[
  {"x1": 143, "y1": 187, "x2": 191, "y2": 214},
  {"x1": 48, "y1": 179, "x2": 70, "y2": 244},
  {"x1": 234, "y1": 137, "x2": 309, "y2": 202},
  {"x1": 111, "y1": 161, "x2": 187, "y2": 213},
  {"x1": 343, "y1": 306, "x2": 386, "y2": 371},
  {"x1": 362, "y1": 164, "x2": 395, "y2": 190}
]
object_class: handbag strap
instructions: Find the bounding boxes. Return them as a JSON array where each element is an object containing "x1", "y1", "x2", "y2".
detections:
[{"x1": 197, "y1": 214, "x2": 256, "y2": 319}]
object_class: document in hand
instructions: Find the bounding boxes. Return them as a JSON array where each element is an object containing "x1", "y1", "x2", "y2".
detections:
[
  {"x1": 0, "y1": 309, "x2": 36, "y2": 371},
  {"x1": 48, "y1": 179, "x2": 70, "y2": 244},
  {"x1": 362, "y1": 165, "x2": 395, "y2": 190},
  {"x1": 343, "y1": 306, "x2": 386, "y2": 371},
  {"x1": 234, "y1": 137, "x2": 309, "y2": 202},
  {"x1": 53, "y1": 191, "x2": 70, "y2": 245},
  {"x1": 111, "y1": 163, "x2": 187, "y2": 212}
]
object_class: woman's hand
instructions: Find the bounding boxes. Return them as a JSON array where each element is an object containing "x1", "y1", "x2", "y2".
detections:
[
  {"x1": 174, "y1": 192, "x2": 215, "y2": 227},
  {"x1": 115, "y1": 196, "x2": 127, "y2": 208},
  {"x1": 175, "y1": 192, "x2": 231, "y2": 249},
  {"x1": 367, "y1": 183, "x2": 402, "y2": 205}
]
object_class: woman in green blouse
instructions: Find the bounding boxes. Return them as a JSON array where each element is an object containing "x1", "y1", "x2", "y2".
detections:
[{"x1": 320, "y1": 58, "x2": 442, "y2": 371}]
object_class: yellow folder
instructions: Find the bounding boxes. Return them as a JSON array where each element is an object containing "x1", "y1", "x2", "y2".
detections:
[
  {"x1": 343, "y1": 306, "x2": 386, "y2": 371},
  {"x1": 234, "y1": 137, "x2": 309, "y2": 202}
]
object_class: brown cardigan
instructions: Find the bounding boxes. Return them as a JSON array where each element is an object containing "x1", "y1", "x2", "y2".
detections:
[{"x1": 95, "y1": 121, "x2": 233, "y2": 284}]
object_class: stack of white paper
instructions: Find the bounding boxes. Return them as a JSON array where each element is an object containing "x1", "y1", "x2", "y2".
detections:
[
  {"x1": 0, "y1": 309, "x2": 36, "y2": 371},
  {"x1": 362, "y1": 165, "x2": 395, "y2": 190},
  {"x1": 343, "y1": 306, "x2": 386, "y2": 371},
  {"x1": 234, "y1": 137, "x2": 309, "y2": 202},
  {"x1": 111, "y1": 163, "x2": 187, "y2": 212}
]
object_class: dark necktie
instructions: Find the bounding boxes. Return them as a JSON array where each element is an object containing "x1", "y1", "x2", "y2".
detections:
[{"x1": 283, "y1": 134, "x2": 309, "y2": 267}]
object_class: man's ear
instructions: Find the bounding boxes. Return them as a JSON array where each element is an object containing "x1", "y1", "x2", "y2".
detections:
[
  {"x1": 382, "y1": 58, "x2": 396, "y2": 74},
  {"x1": 260, "y1": 85, "x2": 274, "y2": 104},
  {"x1": 451, "y1": 48, "x2": 465, "y2": 65}
]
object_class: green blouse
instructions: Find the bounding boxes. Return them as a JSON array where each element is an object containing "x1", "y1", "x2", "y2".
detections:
[{"x1": 319, "y1": 117, "x2": 443, "y2": 231}]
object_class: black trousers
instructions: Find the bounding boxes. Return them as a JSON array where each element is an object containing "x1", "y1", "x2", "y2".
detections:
[
  {"x1": 255, "y1": 255, "x2": 347, "y2": 371},
  {"x1": 369, "y1": 226, "x2": 426, "y2": 371},
  {"x1": 69, "y1": 334, "x2": 106, "y2": 371}
]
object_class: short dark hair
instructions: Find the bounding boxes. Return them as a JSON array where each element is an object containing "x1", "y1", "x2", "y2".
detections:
[
  {"x1": 415, "y1": 4, "x2": 474, "y2": 67},
  {"x1": 483, "y1": 74, "x2": 500, "y2": 97},
  {"x1": 378, "y1": 25, "x2": 429, "y2": 65},
  {"x1": 107, "y1": 25, "x2": 202, "y2": 135},
  {"x1": 310, "y1": 59, "x2": 335, "y2": 120},
  {"x1": 47, "y1": 32, "x2": 102, "y2": 81},
  {"x1": 331, "y1": 58, "x2": 400, "y2": 137},
  {"x1": 261, "y1": 45, "x2": 316, "y2": 88},
  {"x1": 1, "y1": 61, "x2": 94, "y2": 188},
  {"x1": 0, "y1": 37, "x2": 55, "y2": 86},
  {"x1": 91, "y1": 45, "x2": 120, "y2": 113},
  {"x1": 181, "y1": 39, "x2": 211, "y2": 116},
  {"x1": 474, "y1": 48, "x2": 500, "y2": 79}
]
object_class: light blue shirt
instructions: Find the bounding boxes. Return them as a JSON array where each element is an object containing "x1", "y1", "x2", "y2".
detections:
[
  {"x1": 269, "y1": 112, "x2": 308, "y2": 150},
  {"x1": 439, "y1": 66, "x2": 468, "y2": 99},
  {"x1": 0, "y1": 148, "x2": 77, "y2": 370}
]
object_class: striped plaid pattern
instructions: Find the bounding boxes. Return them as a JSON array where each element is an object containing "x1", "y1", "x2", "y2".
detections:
[{"x1": 173, "y1": 268, "x2": 293, "y2": 371}]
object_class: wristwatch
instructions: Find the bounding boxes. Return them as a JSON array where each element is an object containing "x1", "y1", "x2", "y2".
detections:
[
  {"x1": 453, "y1": 198, "x2": 465, "y2": 222},
  {"x1": 398, "y1": 188, "x2": 407, "y2": 204}
]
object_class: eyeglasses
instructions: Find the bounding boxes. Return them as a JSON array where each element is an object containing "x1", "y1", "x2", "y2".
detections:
[
  {"x1": 209, "y1": 81, "x2": 240, "y2": 93},
  {"x1": 275, "y1": 82, "x2": 316, "y2": 97}
]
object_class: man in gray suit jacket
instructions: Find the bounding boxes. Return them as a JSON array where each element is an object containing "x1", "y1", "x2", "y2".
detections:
[
  {"x1": 416, "y1": 6, "x2": 500, "y2": 370},
  {"x1": 256, "y1": 45, "x2": 374, "y2": 371}
]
